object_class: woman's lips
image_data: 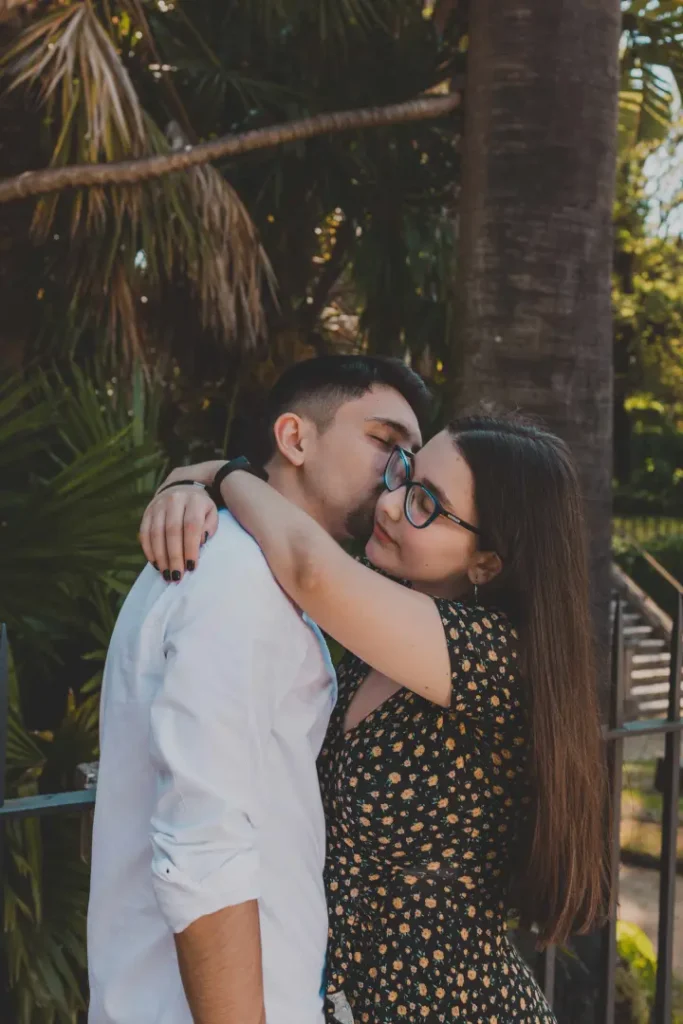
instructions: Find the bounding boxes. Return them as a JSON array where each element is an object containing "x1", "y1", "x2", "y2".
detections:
[{"x1": 372, "y1": 520, "x2": 395, "y2": 545}]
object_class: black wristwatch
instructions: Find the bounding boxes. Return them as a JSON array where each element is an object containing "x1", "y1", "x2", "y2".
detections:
[{"x1": 209, "y1": 456, "x2": 269, "y2": 509}]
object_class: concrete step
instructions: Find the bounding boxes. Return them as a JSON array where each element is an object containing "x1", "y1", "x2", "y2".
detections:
[
  {"x1": 624, "y1": 624, "x2": 655, "y2": 636},
  {"x1": 632, "y1": 652, "x2": 670, "y2": 665},
  {"x1": 631, "y1": 667, "x2": 672, "y2": 680},
  {"x1": 611, "y1": 584, "x2": 678, "y2": 720},
  {"x1": 631, "y1": 682, "x2": 674, "y2": 696},
  {"x1": 637, "y1": 698, "x2": 683, "y2": 714}
]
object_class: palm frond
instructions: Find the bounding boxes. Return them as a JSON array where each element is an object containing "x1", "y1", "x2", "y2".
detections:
[
  {"x1": 0, "y1": 362, "x2": 166, "y2": 1021},
  {"x1": 0, "y1": 368, "x2": 163, "y2": 632},
  {"x1": 1, "y1": 1, "x2": 272, "y2": 357},
  {"x1": 619, "y1": 1, "x2": 683, "y2": 153},
  {"x1": 619, "y1": 63, "x2": 675, "y2": 152}
]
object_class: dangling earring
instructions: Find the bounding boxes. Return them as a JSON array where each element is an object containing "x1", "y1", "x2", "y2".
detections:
[{"x1": 473, "y1": 581, "x2": 479, "y2": 603}]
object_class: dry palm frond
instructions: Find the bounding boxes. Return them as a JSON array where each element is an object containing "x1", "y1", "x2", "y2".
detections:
[
  {"x1": 3, "y1": 3, "x2": 146, "y2": 165},
  {"x1": 1, "y1": 1, "x2": 271, "y2": 356},
  {"x1": 144, "y1": 118, "x2": 275, "y2": 350},
  {"x1": 187, "y1": 162, "x2": 276, "y2": 344}
]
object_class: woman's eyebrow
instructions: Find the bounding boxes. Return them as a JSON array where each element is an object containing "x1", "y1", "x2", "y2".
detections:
[{"x1": 420, "y1": 475, "x2": 452, "y2": 509}]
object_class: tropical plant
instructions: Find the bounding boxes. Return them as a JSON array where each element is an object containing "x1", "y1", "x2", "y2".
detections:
[
  {"x1": 0, "y1": 1, "x2": 273, "y2": 365},
  {"x1": 612, "y1": 121, "x2": 683, "y2": 490},
  {"x1": 619, "y1": 0, "x2": 683, "y2": 153},
  {"x1": 0, "y1": 0, "x2": 467, "y2": 381},
  {"x1": 0, "y1": 365, "x2": 164, "y2": 1021}
]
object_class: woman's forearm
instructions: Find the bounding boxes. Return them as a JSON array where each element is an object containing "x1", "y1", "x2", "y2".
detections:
[
  {"x1": 162, "y1": 459, "x2": 225, "y2": 490},
  {"x1": 219, "y1": 471, "x2": 326, "y2": 605}
]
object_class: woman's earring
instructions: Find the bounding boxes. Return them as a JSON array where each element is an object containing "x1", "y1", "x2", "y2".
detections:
[{"x1": 473, "y1": 581, "x2": 479, "y2": 603}]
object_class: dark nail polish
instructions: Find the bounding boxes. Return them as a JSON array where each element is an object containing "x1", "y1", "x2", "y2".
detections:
[
  {"x1": 171, "y1": 570, "x2": 181, "y2": 582},
  {"x1": 186, "y1": 560, "x2": 196, "y2": 571},
  {"x1": 153, "y1": 561, "x2": 159, "y2": 570},
  {"x1": 203, "y1": 532, "x2": 209, "y2": 544},
  {"x1": 162, "y1": 570, "x2": 171, "y2": 582}
]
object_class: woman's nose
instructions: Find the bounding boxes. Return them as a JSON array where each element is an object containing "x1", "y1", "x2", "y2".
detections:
[{"x1": 378, "y1": 486, "x2": 404, "y2": 522}]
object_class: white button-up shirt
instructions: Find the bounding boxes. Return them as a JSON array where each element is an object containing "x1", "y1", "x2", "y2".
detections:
[{"x1": 87, "y1": 511, "x2": 336, "y2": 1024}]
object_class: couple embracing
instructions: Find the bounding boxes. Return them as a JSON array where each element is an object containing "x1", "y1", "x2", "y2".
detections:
[{"x1": 87, "y1": 355, "x2": 605, "y2": 1024}]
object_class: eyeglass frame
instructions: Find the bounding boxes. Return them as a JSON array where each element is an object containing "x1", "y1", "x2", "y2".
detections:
[{"x1": 383, "y1": 446, "x2": 483, "y2": 537}]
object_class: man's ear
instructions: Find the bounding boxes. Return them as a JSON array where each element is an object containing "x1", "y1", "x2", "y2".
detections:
[
  {"x1": 467, "y1": 550, "x2": 503, "y2": 587},
  {"x1": 272, "y1": 412, "x2": 316, "y2": 467}
]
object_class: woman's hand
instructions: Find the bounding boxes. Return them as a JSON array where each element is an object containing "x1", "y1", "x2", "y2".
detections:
[{"x1": 140, "y1": 461, "x2": 224, "y2": 579}]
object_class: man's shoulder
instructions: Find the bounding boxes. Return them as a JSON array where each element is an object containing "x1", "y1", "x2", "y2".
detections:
[
  {"x1": 191, "y1": 510, "x2": 285, "y2": 603},
  {"x1": 206, "y1": 510, "x2": 271, "y2": 573}
]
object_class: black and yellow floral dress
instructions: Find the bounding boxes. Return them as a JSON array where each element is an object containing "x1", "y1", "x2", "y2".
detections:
[{"x1": 318, "y1": 598, "x2": 556, "y2": 1024}]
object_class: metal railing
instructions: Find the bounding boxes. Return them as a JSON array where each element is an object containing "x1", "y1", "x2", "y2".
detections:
[
  {"x1": 0, "y1": 586, "x2": 682, "y2": 1019},
  {"x1": 0, "y1": 622, "x2": 96, "y2": 960},
  {"x1": 537, "y1": 591, "x2": 683, "y2": 1022}
]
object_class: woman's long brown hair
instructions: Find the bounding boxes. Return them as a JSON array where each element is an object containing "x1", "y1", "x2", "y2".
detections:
[{"x1": 449, "y1": 415, "x2": 607, "y2": 947}]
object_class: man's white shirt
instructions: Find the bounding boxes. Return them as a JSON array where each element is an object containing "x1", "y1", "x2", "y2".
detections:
[{"x1": 87, "y1": 510, "x2": 336, "y2": 1024}]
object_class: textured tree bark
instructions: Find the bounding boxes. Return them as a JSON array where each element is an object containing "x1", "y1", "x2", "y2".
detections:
[{"x1": 455, "y1": 0, "x2": 621, "y2": 665}]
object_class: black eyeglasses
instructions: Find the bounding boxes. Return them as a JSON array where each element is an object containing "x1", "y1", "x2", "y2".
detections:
[{"x1": 383, "y1": 446, "x2": 482, "y2": 536}]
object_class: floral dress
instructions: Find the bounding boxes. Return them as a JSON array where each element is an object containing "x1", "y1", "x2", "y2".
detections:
[{"x1": 318, "y1": 598, "x2": 556, "y2": 1024}]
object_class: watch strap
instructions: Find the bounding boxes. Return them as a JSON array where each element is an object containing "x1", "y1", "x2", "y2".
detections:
[{"x1": 209, "y1": 457, "x2": 268, "y2": 509}]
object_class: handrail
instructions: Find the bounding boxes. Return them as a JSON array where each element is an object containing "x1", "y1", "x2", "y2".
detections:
[
  {"x1": 615, "y1": 532, "x2": 683, "y2": 596},
  {"x1": 611, "y1": 562, "x2": 672, "y2": 640},
  {"x1": 638, "y1": 547, "x2": 683, "y2": 596}
]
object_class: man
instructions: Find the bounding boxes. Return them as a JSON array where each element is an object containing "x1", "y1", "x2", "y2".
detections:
[{"x1": 87, "y1": 356, "x2": 429, "y2": 1024}]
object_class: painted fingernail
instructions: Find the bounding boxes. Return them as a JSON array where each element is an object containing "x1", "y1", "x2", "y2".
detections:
[
  {"x1": 162, "y1": 570, "x2": 171, "y2": 582},
  {"x1": 203, "y1": 532, "x2": 209, "y2": 544},
  {"x1": 186, "y1": 560, "x2": 195, "y2": 571},
  {"x1": 153, "y1": 562, "x2": 159, "y2": 570},
  {"x1": 171, "y1": 570, "x2": 181, "y2": 582}
]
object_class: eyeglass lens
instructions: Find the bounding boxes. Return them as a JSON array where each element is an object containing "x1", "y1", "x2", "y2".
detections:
[
  {"x1": 385, "y1": 448, "x2": 410, "y2": 490},
  {"x1": 405, "y1": 484, "x2": 436, "y2": 527}
]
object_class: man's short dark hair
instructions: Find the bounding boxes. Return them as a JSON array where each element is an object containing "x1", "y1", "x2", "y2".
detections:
[{"x1": 260, "y1": 355, "x2": 432, "y2": 460}]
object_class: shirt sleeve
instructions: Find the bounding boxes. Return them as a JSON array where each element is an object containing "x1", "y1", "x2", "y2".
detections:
[
  {"x1": 433, "y1": 599, "x2": 520, "y2": 720},
  {"x1": 149, "y1": 537, "x2": 302, "y2": 934}
]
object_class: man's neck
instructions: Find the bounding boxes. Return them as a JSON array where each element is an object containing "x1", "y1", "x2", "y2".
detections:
[{"x1": 264, "y1": 458, "x2": 328, "y2": 530}]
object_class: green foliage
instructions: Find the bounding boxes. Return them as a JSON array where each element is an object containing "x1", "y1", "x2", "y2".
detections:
[
  {"x1": 620, "y1": 0, "x2": 683, "y2": 152},
  {"x1": 0, "y1": 366, "x2": 164, "y2": 1021},
  {"x1": 0, "y1": 365, "x2": 162, "y2": 636},
  {"x1": 613, "y1": 2, "x2": 683, "y2": 502},
  {"x1": 614, "y1": 961, "x2": 650, "y2": 1024},
  {"x1": 612, "y1": 125, "x2": 683, "y2": 499},
  {"x1": 615, "y1": 921, "x2": 656, "y2": 1022},
  {"x1": 613, "y1": 396, "x2": 683, "y2": 511}
]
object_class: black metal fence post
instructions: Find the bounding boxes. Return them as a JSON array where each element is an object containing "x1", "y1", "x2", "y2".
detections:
[
  {"x1": 602, "y1": 601, "x2": 625, "y2": 1024},
  {"x1": 0, "y1": 624, "x2": 9, "y2": 1010},
  {"x1": 654, "y1": 594, "x2": 683, "y2": 1022},
  {"x1": 539, "y1": 944, "x2": 556, "y2": 1007}
]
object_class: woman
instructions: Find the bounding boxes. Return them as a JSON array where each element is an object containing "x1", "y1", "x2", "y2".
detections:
[{"x1": 141, "y1": 415, "x2": 606, "y2": 1024}]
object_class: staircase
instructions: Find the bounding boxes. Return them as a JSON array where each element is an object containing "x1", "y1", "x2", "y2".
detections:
[
  {"x1": 618, "y1": 601, "x2": 677, "y2": 717},
  {"x1": 611, "y1": 567, "x2": 681, "y2": 718}
]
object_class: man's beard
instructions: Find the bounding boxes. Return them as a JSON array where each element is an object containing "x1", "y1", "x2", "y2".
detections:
[{"x1": 344, "y1": 489, "x2": 382, "y2": 545}]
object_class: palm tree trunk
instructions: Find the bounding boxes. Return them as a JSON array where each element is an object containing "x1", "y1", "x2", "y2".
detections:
[
  {"x1": 454, "y1": 0, "x2": 621, "y2": 662},
  {"x1": 0, "y1": 95, "x2": 460, "y2": 204}
]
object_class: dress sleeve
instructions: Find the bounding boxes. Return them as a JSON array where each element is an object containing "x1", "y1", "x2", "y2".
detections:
[{"x1": 433, "y1": 599, "x2": 520, "y2": 719}]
